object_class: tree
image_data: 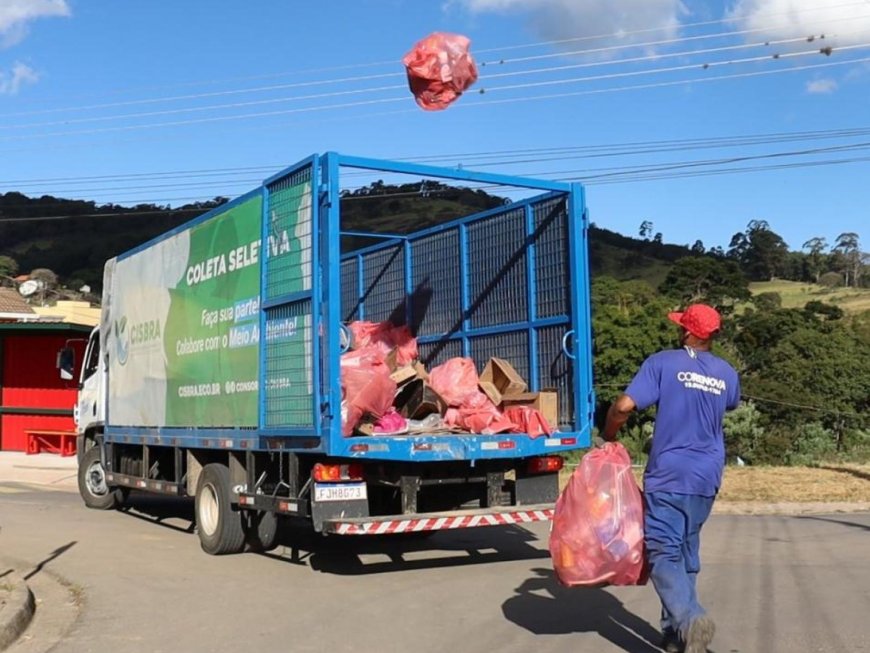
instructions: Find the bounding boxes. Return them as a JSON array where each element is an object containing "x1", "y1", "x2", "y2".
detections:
[
  {"x1": 29, "y1": 268, "x2": 59, "y2": 304},
  {"x1": 727, "y1": 220, "x2": 789, "y2": 281},
  {"x1": 591, "y1": 277, "x2": 675, "y2": 403},
  {"x1": 723, "y1": 402, "x2": 765, "y2": 463},
  {"x1": 0, "y1": 255, "x2": 18, "y2": 283},
  {"x1": 691, "y1": 240, "x2": 705, "y2": 254},
  {"x1": 733, "y1": 308, "x2": 870, "y2": 440},
  {"x1": 753, "y1": 292, "x2": 781, "y2": 311},
  {"x1": 639, "y1": 220, "x2": 653, "y2": 240},
  {"x1": 658, "y1": 256, "x2": 751, "y2": 310},
  {"x1": 833, "y1": 232, "x2": 862, "y2": 288},
  {"x1": 29, "y1": 267, "x2": 58, "y2": 288},
  {"x1": 801, "y1": 236, "x2": 828, "y2": 283}
]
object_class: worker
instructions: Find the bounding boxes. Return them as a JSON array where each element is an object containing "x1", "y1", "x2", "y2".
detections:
[{"x1": 602, "y1": 303, "x2": 740, "y2": 653}]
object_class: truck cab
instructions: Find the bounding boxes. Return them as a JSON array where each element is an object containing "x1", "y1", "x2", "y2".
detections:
[{"x1": 59, "y1": 325, "x2": 105, "y2": 460}]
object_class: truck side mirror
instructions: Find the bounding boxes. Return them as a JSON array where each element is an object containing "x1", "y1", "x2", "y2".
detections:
[{"x1": 57, "y1": 346, "x2": 75, "y2": 381}]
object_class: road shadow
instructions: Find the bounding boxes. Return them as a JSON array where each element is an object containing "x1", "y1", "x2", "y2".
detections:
[
  {"x1": 819, "y1": 465, "x2": 870, "y2": 483},
  {"x1": 796, "y1": 514, "x2": 870, "y2": 532},
  {"x1": 502, "y1": 567, "x2": 662, "y2": 653},
  {"x1": 263, "y1": 520, "x2": 551, "y2": 575},
  {"x1": 118, "y1": 493, "x2": 196, "y2": 534},
  {"x1": 108, "y1": 494, "x2": 552, "y2": 574},
  {"x1": 24, "y1": 541, "x2": 77, "y2": 581}
]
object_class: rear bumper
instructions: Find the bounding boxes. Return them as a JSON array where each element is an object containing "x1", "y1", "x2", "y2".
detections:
[{"x1": 322, "y1": 504, "x2": 554, "y2": 536}]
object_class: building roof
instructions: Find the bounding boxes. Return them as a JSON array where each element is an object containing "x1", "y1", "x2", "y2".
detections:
[
  {"x1": 32, "y1": 301, "x2": 100, "y2": 327},
  {"x1": 0, "y1": 287, "x2": 34, "y2": 314}
]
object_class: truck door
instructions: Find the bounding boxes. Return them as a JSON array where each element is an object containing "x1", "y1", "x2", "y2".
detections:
[
  {"x1": 259, "y1": 156, "x2": 323, "y2": 440},
  {"x1": 77, "y1": 327, "x2": 103, "y2": 433}
]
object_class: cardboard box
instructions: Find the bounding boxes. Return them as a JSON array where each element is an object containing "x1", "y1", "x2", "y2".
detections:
[
  {"x1": 394, "y1": 380, "x2": 447, "y2": 419},
  {"x1": 413, "y1": 361, "x2": 429, "y2": 382},
  {"x1": 390, "y1": 365, "x2": 418, "y2": 387},
  {"x1": 501, "y1": 390, "x2": 558, "y2": 429},
  {"x1": 479, "y1": 357, "x2": 527, "y2": 404}
]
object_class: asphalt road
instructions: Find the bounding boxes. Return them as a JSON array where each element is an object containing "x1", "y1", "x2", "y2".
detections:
[{"x1": 1, "y1": 484, "x2": 868, "y2": 653}]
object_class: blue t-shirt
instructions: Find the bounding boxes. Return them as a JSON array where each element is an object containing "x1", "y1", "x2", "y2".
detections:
[{"x1": 625, "y1": 347, "x2": 740, "y2": 497}]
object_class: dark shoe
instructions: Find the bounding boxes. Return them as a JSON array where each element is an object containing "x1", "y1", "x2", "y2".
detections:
[
  {"x1": 660, "y1": 629, "x2": 683, "y2": 652},
  {"x1": 684, "y1": 615, "x2": 715, "y2": 653}
]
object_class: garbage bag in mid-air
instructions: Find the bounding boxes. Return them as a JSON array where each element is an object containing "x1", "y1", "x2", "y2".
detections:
[{"x1": 402, "y1": 32, "x2": 478, "y2": 111}]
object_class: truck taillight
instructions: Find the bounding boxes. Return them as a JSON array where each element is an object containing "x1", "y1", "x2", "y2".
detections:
[
  {"x1": 527, "y1": 456, "x2": 563, "y2": 474},
  {"x1": 312, "y1": 463, "x2": 365, "y2": 482}
]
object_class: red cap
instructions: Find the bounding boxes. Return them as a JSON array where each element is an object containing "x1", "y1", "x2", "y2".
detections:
[{"x1": 668, "y1": 303, "x2": 721, "y2": 340}]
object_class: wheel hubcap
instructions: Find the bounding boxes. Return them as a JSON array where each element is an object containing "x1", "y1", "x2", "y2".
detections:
[
  {"x1": 86, "y1": 461, "x2": 108, "y2": 496},
  {"x1": 199, "y1": 483, "x2": 220, "y2": 536}
]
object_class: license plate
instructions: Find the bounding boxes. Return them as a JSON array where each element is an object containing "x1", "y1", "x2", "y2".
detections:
[{"x1": 314, "y1": 483, "x2": 368, "y2": 502}]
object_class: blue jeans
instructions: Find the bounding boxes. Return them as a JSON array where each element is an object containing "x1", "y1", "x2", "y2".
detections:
[{"x1": 643, "y1": 491, "x2": 715, "y2": 636}]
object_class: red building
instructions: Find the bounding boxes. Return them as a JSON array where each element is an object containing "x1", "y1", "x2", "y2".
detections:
[{"x1": 0, "y1": 290, "x2": 91, "y2": 451}]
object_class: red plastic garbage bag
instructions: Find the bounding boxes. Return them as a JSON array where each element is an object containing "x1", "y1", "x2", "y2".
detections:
[
  {"x1": 428, "y1": 357, "x2": 480, "y2": 407},
  {"x1": 549, "y1": 442, "x2": 646, "y2": 587},
  {"x1": 459, "y1": 391, "x2": 514, "y2": 434},
  {"x1": 340, "y1": 347, "x2": 397, "y2": 435},
  {"x1": 504, "y1": 405, "x2": 553, "y2": 438},
  {"x1": 348, "y1": 321, "x2": 418, "y2": 366},
  {"x1": 402, "y1": 32, "x2": 478, "y2": 111}
]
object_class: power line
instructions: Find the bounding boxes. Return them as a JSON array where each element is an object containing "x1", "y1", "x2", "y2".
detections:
[
  {"x1": 475, "y1": 0, "x2": 870, "y2": 57},
  {"x1": 1, "y1": 33, "x2": 850, "y2": 131},
  {"x1": 3, "y1": 50, "x2": 867, "y2": 145},
  {"x1": 17, "y1": 0, "x2": 869, "y2": 109},
  {"x1": 5, "y1": 124, "x2": 870, "y2": 189},
  {"x1": 741, "y1": 394, "x2": 867, "y2": 421},
  {"x1": 472, "y1": 55, "x2": 870, "y2": 111},
  {"x1": 480, "y1": 41, "x2": 870, "y2": 94}
]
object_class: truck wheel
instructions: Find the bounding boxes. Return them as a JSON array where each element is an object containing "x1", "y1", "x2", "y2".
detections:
[
  {"x1": 78, "y1": 446, "x2": 125, "y2": 510},
  {"x1": 244, "y1": 511, "x2": 280, "y2": 552},
  {"x1": 195, "y1": 463, "x2": 246, "y2": 555}
]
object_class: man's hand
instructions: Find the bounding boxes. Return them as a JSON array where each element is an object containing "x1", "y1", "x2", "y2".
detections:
[{"x1": 602, "y1": 394, "x2": 636, "y2": 441}]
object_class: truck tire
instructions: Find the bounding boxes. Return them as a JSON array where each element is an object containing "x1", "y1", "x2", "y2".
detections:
[
  {"x1": 78, "y1": 446, "x2": 125, "y2": 510},
  {"x1": 195, "y1": 463, "x2": 246, "y2": 555},
  {"x1": 244, "y1": 511, "x2": 280, "y2": 552}
]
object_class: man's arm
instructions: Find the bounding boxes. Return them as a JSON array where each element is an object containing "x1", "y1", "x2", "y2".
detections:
[{"x1": 602, "y1": 394, "x2": 637, "y2": 441}]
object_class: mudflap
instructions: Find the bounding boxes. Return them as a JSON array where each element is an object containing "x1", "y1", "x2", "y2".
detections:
[{"x1": 515, "y1": 470, "x2": 560, "y2": 505}]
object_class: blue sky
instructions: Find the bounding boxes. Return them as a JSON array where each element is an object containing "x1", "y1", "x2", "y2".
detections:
[{"x1": 0, "y1": 0, "x2": 868, "y2": 253}]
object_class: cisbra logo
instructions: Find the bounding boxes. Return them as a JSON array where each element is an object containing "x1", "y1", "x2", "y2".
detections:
[{"x1": 115, "y1": 316, "x2": 129, "y2": 366}]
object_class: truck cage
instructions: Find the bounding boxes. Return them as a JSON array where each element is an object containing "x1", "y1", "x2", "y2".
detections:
[{"x1": 104, "y1": 152, "x2": 595, "y2": 462}]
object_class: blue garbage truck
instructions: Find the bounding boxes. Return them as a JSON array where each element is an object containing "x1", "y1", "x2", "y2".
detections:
[{"x1": 63, "y1": 152, "x2": 594, "y2": 555}]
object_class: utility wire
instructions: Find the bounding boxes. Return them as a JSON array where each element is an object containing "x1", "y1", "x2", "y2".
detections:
[
  {"x1": 479, "y1": 41, "x2": 870, "y2": 94},
  {"x1": 3, "y1": 50, "x2": 867, "y2": 143},
  {"x1": 475, "y1": 0, "x2": 870, "y2": 56},
  {"x1": 20, "y1": 0, "x2": 870, "y2": 108},
  {"x1": 0, "y1": 33, "x2": 850, "y2": 131}
]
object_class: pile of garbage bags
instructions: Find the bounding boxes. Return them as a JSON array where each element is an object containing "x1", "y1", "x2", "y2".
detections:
[{"x1": 340, "y1": 320, "x2": 557, "y2": 437}]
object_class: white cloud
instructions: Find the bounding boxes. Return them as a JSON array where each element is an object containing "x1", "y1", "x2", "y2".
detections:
[
  {"x1": 0, "y1": 0, "x2": 70, "y2": 48},
  {"x1": 806, "y1": 77, "x2": 838, "y2": 93},
  {"x1": 453, "y1": 0, "x2": 685, "y2": 48},
  {"x1": 727, "y1": 0, "x2": 870, "y2": 47},
  {"x1": 0, "y1": 61, "x2": 39, "y2": 94}
]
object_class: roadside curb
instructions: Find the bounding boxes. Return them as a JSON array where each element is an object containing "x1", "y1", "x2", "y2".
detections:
[{"x1": 0, "y1": 572, "x2": 35, "y2": 651}]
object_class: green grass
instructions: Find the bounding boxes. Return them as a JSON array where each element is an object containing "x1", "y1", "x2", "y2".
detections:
[{"x1": 749, "y1": 280, "x2": 870, "y2": 315}]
